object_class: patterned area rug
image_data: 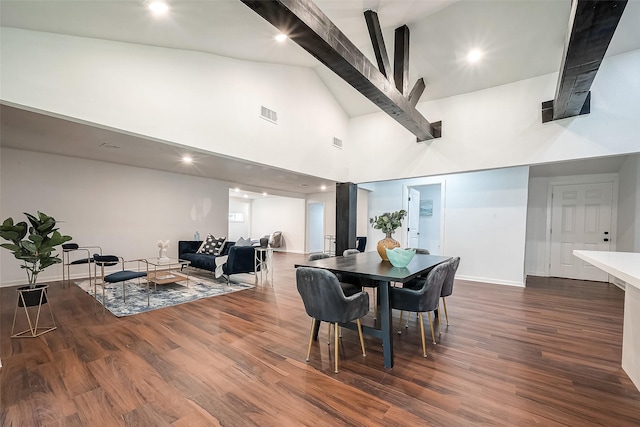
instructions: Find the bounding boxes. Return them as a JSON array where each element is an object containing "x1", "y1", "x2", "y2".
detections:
[{"x1": 74, "y1": 275, "x2": 254, "y2": 317}]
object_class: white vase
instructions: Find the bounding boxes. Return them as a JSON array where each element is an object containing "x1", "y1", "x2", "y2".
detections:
[{"x1": 159, "y1": 248, "x2": 169, "y2": 261}]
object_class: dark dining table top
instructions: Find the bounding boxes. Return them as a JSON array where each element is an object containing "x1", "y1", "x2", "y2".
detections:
[{"x1": 295, "y1": 251, "x2": 451, "y2": 283}]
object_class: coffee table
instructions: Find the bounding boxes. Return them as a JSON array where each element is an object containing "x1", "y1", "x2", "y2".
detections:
[{"x1": 144, "y1": 258, "x2": 191, "y2": 291}]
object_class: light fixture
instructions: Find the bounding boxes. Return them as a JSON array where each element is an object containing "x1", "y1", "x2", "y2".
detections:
[
  {"x1": 243, "y1": 194, "x2": 248, "y2": 199},
  {"x1": 262, "y1": 192, "x2": 268, "y2": 196},
  {"x1": 181, "y1": 155, "x2": 193, "y2": 163},
  {"x1": 466, "y1": 49, "x2": 483, "y2": 64},
  {"x1": 234, "y1": 188, "x2": 240, "y2": 192},
  {"x1": 320, "y1": 185, "x2": 327, "y2": 191},
  {"x1": 275, "y1": 33, "x2": 288, "y2": 42},
  {"x1": 147, "y1": 1, "x2": 169, "y2": 15}
]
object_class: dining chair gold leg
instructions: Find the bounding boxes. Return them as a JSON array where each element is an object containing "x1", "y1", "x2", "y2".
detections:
[
  {"x1": 306, "y1": 318, "x2": 316, "y2": 361},
  {"x1": 405, "y1": 312, "x2": 411, "y2": 328},
  {"x1": 437, "y1": 305, "x2": 442, "y2": 336},
  {"x1": 442, "y1": 297, "x2": 450, "y2": 326},
  {"x1": 418, "y1": 313, "x2": 427, "y2": 357},
  {"x1": 334, "y1": 322, "x2": 339, "y2": 373},
  {"x1": 428, "y1": 312, "x2": 436, "y2": 344},
  {"x1": 398, "y1": 310, "x2": 404, "y2": 333},
  {"x1": 339, "y1": 326, "x2": 342, "y2": 338},
  {"x1": 327, "y1": 322, "x2": 331, "y2": 344},
  {"x1": 356, "y1": 319, "x2": 366, "y2": 357}
]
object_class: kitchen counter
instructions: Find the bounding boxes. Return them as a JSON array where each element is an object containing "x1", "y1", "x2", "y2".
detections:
[{"x1": 574, "y1": 250, "x2": 640, "y2": 391}]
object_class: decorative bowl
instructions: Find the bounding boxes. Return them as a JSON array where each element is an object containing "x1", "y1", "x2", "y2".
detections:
[{"x1": 385, "y1": 248, "x2": 416, "y2": 268}]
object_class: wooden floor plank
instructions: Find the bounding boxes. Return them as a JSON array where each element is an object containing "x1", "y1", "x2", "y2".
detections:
[{"x1": 1, "y1": 253, "x2": 639, "y2": 426}]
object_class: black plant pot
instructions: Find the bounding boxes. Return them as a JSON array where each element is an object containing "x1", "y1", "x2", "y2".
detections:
[
  {"x1": 260, "y1": 237, "x2": 269, "y2": 248},
  {"x1": 17, "y1": 284, "x2": 48, "y2": 307}
]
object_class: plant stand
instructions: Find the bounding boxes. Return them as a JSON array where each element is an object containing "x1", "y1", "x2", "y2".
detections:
[{"x1": 11, "y1": 284, "x2": 57, "y2": 338}]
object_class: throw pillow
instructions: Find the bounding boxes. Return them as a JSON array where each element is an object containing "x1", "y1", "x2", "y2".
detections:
[
  {"x1": 236, "y1": 237, "x2": 253, "y2": 247},
  {"x1": 200, "y1": 234, "x2": 218, "y2": 255},
  {"x1": 212, "y1": 237, "x2": 227, "y2": 256},
  {"x1": 196, "y1": 237, "x2": 208, "y2": 254}
]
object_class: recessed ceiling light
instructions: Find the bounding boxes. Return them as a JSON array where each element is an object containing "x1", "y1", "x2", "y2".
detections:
[
  {"x1": 275, "y1": 33, "x2": 288, "y2": 42},
  {"x1": 320, "y1": 185, "x2": 327, "y2": 191},
  {"x1": 182, "y1": 155, "x2": 193, "y2": 163},
  {"x1": 234, "y1": 188, "x2": 240, "y2": 192},
  {"x1": 466, "y1": 49, "x2": 483, "y2": 64},
  {"x1": 147, "y1": 1, "x2": 169, "y2": 15},
  {"x1": 243, "y1": 194, "x2": 248, "y2": 199},
  {"x1": 262, "y1": 192, "x2": 268, "y2": 196}
]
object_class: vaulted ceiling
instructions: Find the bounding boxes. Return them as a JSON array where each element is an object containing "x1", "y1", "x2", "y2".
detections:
[{"x1": 2, "y1": 0, "x2": 640, "y2": 192}]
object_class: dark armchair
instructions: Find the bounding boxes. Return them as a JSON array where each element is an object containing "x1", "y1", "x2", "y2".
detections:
[{"x1": 93, "y1": 254, "x2": 147, "y2": 313}]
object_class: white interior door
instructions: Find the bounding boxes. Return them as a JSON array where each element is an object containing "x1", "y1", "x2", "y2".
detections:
[
  {"x1": 307, "y1": 202, "x2": 324, "y2": 253},
  {"x1": 407, "y1": 188, "x2": 420, "y2": 248},
  {"x1": 549, "y1": 182, "x2": 613, "y2": 281}
]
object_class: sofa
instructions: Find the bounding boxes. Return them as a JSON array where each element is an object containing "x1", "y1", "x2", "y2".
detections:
[{"x1": 178, "y1": 240, "x2": 261, "y2": 283}]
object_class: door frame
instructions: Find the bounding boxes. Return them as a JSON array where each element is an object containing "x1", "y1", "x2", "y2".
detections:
[
  {"x1": 306, "y1": 201, "x2": 325, "y2": 254},
  {"x1": 403, "y1": 180, "x2": 446, "y2": 254},
  {"x1": 544, "y1": 173, "x2": 618, "y2": 278}
]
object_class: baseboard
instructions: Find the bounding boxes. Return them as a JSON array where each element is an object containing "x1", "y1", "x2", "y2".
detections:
[
  {"x1": 0, "y1": 271, "x2": 89, "y2": 288},
  {"x1": 456, "y1": 274, "x2": 525, "y2": 288}
]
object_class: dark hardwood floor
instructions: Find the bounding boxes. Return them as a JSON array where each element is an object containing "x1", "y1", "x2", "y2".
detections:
[{"x1": 1, "y1": 252, "x2": 639, "y2": 426}]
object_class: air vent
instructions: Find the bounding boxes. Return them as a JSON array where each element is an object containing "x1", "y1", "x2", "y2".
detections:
[
  {"x1": 332, "y1": 137, "x2": 343, "y2": 149},
  {"x1": 260, "y1": 106, "x2": 278, "y2": 124},
  {"x1": 98, "y1": 142, "x2": 120, "y2": 150}
]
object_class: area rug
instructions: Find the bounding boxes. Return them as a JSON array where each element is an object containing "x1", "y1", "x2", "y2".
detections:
[{"x1": 74, "y1": 275, "x2": 254, "y2": 317}]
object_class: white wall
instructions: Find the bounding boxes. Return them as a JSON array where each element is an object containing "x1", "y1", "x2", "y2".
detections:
[
  {"x1": 228, "y1": 198, "x2": 251, "y2": 241},
  {"x1": 524, "y1": 177, "x2": 550, "y2": 276},
  {"x1": 4, "y1": 28, "x2": 639, "y2": 189},
  {"x1": 618, "y1": 154, "x2": 640, "y2": 252},
  {"x1": 305, "y1": 187, "x2": 369, "y2": 253},
  {"x1": 0, "y1": 28, "x2": 351, "y2": 182},
  {"x1": 524, "y1": 173, "x2": 620, "y2": 277},
  {"x1": 366, "y1": 167, "x2": 529, "y2": 286},
  {"x1": 251, "y1": 196, "x2": 306, "y2": 253},
  {"x1": 347, "y1": 50, "x2": 640, "y2": 183},
  {"x1": 0, "y1": 148, "x2": 229, "y2": 286},
  {"x1": 415, "y1": 184, "x2": 442, "y2": 255}
]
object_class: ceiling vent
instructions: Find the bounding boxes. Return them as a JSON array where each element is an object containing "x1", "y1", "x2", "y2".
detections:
[
  {"x1": 260, "y1": 106, "x2": 278, "y2": 124},
  {"x1": 332, "y1": 137, "x2": 343, "y2": 149},
  {"x1": 98, "y1": 142, "x2": 120, "y2": 150}
]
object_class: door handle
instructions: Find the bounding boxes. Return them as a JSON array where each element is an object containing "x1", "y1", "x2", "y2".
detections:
[{"x1": 604, "y1": 238, "x2": 609, "y2": 242}]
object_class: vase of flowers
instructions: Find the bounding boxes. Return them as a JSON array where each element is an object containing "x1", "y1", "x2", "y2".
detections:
[{"x1": 370, "y1": 210, "x2": 407, "y2": 261}]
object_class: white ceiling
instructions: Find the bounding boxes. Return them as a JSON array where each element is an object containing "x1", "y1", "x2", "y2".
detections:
[{"x1": 2, "y1": 0, "x2": 639, "y2": 191}]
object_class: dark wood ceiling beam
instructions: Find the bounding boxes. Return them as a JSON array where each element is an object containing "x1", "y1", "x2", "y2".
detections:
[
  {"x1": 364, "y1": 10, "x2": 393, "y2": 83},
  {"x1": 408, "y1": 78, "x2": 426, "y2": 108},
  {"x1": 394, "y1": 25, "x2": 410, "y2": 95},
  {"x1": 543, "y1": 0, "x2": 627, "y2": 123},
  {"x1": 240, "y1": 0, "x2": 440, "y2": 141}
]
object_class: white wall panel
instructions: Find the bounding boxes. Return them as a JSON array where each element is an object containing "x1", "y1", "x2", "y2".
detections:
[{"x1": 0, "y1": 148, "x2": 228, "y2": 286}]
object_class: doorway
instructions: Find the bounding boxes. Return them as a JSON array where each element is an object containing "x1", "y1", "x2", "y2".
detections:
[
  {"x1": 307, "y1": 202, "x2": 324, "y2": 253},
  {"x1": 406, "y1": 184, "x2": 443, "y2": 255},
  {"x1": 549, "y1": 182, "x2": 614, "y2": 281}
]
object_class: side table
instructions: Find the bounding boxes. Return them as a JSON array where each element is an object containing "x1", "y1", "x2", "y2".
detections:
[{"x1": 254, "y1": 247, "x2": 274, "y2": 285}]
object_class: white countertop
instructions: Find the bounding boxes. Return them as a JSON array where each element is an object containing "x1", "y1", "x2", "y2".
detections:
[{"x1": 573, "y1": 250, "x2": 640, "y2": 290}]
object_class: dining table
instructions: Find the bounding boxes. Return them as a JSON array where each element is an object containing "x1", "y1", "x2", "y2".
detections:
[{"x1": 295, "y1": 251, "x2": 451, "y2": 368}]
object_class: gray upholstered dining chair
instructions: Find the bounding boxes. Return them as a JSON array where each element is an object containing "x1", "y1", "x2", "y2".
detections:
[
  {"x1": 93, "y1": 254, "x2": 147, "y2": 313},
  {"x1": 296, "y1": 267, "x2": 369, "y2": 373},
  {"x1": 342, "y1": 248, "x2": 360, "y2": 256},
  {"x1": 390, "y1": 262, "x2": 448, "y2": 357},
  {"x1": 440, "y1": 257, "x2": 461, "y2": 328}
]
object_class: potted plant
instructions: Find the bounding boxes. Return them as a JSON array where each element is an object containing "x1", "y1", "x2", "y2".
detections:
[
  {"x1": 0, "y1": 211, "x2": 72, "y2": 307},
  {"x1": 370, "y1": 210, "x2": 407, "y2": 261}
]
